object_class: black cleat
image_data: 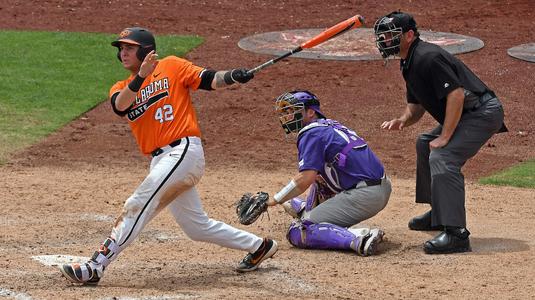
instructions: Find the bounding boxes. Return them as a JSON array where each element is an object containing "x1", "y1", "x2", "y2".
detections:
[
  {"x1": 236, "y1": 238, "x2": 278, "y2": 272},
  {"x1": 408, "y1": 210, "x2": 443, "y2": 231},
  {"x1": 424, "y1": 228, "x2": 472, "y2": 254}
]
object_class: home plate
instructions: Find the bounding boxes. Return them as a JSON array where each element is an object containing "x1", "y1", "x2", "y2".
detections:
[
  {"x1": 31, "y1": 255, "x2": 89, "y2": 267},
  {"x1": 0, "y1": 288, "x2": 33, "y2": 300}
]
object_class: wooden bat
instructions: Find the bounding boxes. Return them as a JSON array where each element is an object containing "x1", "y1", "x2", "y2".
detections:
[{"x1": 247, "y1": 15, "x2": 365, "y2": 75}]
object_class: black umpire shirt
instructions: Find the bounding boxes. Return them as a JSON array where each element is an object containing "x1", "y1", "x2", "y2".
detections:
[{"x1": 401, "y1": 38, "x2": 493, "y2": 125}]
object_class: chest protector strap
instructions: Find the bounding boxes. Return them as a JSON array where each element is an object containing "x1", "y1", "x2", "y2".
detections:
[{"x1": 301, "y1": 119, "x2": 367, "y2": 168}]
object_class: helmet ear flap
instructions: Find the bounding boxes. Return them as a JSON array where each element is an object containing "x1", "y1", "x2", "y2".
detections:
[{"x1": 136, "y1": 45, "x2": 156, "y2": 62}]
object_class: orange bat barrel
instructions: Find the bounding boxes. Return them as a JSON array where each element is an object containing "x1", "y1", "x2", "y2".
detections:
[
  {"x1": 301, "y1": 15, "x2": 365, "y2": 49},
  {"x1": 247, "y1": 14, "x2": 365, "y2": 75}
]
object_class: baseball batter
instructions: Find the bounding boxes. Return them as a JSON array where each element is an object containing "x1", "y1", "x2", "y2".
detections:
[
  {"x1": 266, "y1": 90, "x2": 392, "y2": 256},
  {"x1": 60, "y1": 27, "x2": 277, "y2": 285}
]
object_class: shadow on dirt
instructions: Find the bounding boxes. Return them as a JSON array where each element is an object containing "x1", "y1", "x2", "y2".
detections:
[{"x1": 470, "y1": 237, "x2": 530, "y2": 254}]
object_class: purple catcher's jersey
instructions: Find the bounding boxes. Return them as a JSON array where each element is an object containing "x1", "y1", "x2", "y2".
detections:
[{"x1": 297, "y1": 119, "x2": 384, "y2": 193}]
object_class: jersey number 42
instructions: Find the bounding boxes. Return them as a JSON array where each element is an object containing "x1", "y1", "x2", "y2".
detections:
[{"x1": 155, "y1": 104, "x2": 174, "y2": 123}]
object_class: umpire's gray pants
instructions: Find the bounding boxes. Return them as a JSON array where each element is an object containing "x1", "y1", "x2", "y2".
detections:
[
  {"x1": 305, "y1": 176, "x2": 392, "y2": 227},
  {"x1": 415, "y1": 96, "x2": 505, "y2": 227}
]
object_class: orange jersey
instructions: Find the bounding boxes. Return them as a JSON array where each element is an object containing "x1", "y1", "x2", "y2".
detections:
[{"x1": 109, "y1": 56, "x2": 204, "y2": 155}]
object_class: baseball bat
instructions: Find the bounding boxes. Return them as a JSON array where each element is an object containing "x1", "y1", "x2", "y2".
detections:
[{"x1": 247, "y1": 14, "x2": 365, "y2": 75}]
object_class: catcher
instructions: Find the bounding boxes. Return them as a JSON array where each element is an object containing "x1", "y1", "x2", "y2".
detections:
[{"x1": 238, "y1": 90, "x2": 392, "y2": 256}]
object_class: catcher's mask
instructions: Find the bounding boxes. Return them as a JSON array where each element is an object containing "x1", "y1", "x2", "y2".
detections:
[
  {"x1": 275, "y1": 90, "x2": 326, "y2": 134},
  {"x1": 111, "y1": 27, "x2": 156, "y2": 62},
  {"x1": 373, "y1": 11, "x2": 418, "y2": 58}
]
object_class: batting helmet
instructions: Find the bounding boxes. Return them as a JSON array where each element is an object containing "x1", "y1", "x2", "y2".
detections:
[
  {"x1": 111, "y1": 27, "x2": 156, "y2": 62},
  {"x1": 373, "y1": 11, "x2": 418, "y2": 58},
  {"x1": 275, "y1": 90, "x2": 326, "y2": 134}
]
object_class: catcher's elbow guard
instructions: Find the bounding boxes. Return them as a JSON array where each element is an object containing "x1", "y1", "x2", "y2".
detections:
[{"x1": 274, "y1": 179, "x2": 297, "y2": 204}]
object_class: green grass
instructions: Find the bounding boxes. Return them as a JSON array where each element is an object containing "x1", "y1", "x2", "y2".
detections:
[
  {"x1": 0, "y1": 30, "x2": 203, "y2": 162},
  {"x1": 480, "y1": 160, "x2": 535, "y2": 188}
]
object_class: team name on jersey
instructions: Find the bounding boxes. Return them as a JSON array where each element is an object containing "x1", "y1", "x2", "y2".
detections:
[
  {"x1": 135, "y1": 78, "x2": 170, "y2": 105},
  {"x1": 127, "y1": 77, "x2": 170, "y2": 122}
]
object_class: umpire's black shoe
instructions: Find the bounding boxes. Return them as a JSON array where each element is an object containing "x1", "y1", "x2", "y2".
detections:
[
  {"x1": 424, "y1": 227, "x2": 472, "y2": 254},
  {"x1": 408, "y1": 210, "x2": 443, "y2": 231},
  {"x1": 236, "y1": 238, "x2": 278, "y2": 272}
]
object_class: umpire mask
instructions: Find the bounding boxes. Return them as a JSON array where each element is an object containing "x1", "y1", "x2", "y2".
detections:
[{"x1": 373, "y1": 11, "x2": 418, "y2": 58}]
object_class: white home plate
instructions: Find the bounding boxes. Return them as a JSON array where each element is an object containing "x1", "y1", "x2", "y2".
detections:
[
  {"x1": 31, "y1": 255, "x2": 89, "y2": 267},
  {"x1": 0, "y1": 287, "x2": 33, "y2": 300}
]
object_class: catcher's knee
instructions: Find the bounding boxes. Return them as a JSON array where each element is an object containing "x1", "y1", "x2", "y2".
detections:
[{"x1": 286, "y1": 220, "x2": 307, "y2": 248}]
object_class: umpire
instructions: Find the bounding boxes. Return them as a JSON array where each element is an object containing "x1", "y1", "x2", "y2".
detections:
[{"x1": 374, "y1": 11, "x2": 507, "y2": 254}]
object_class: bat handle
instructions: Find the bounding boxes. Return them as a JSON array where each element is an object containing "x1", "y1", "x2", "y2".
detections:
[
  {"x1": 247, "y1": 46, "x2": 303, "y2": 76},
  {"x1": 247, "y1": 60, "x2": 275, "y2": 75}
]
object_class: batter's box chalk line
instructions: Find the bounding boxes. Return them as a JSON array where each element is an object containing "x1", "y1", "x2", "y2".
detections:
[
  {"x1": 31, "y1": 254, "x2": 89, "y2": 267},
  {"x1": 98, "y1": 295, "x2": 200, "y2": 300}
]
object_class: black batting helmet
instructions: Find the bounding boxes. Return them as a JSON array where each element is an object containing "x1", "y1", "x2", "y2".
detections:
[{"x1": 111, "y1": 27, "x2": 156, "y2": 62}]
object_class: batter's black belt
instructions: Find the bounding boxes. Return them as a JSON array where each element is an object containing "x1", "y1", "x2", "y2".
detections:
[{"x1": 151, "y1": 138, "x2": 182, "y2": 157}]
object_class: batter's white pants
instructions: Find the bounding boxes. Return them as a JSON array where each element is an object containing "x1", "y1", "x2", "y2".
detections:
[{"x1": 108, "y1": 136, "x2": 263, "y2": 261}]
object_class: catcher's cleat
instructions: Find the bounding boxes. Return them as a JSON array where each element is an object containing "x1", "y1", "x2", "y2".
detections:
[
  {"x1": 358, "y1": 228, "x2": 384, "y2": 256},
  {"x1": 236, "y1": 238, "x2": 278, "y2": 272},
  {"x1": 60, "y1": 262, "x2": 101, "y2": 285}
]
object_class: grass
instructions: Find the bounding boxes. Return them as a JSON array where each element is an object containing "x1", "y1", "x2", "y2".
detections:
[
  {"x1": 0, "y1": 30, "x2": 203, "y2": 163},
  {"x1": 480, "y1": 159, "x2": 535, "y2": 189}
]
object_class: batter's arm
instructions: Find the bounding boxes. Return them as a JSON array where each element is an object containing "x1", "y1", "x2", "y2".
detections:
[
  {"x1": 114, "y1": 51, "x2": 159, "y2": 111},
  {"x1": 211, "y1": 69, "x2": 254, "y2": 89}
]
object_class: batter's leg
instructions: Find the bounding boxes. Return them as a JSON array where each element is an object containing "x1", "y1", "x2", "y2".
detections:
[
  {"x1": 61, "y1": 139, "x2": 202, "y2": 284},
  {"x1": 168, "y1": 187, "x2": 263, "y2": 252}
]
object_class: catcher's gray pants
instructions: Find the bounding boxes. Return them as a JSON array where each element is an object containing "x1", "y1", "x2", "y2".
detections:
[
  {"x1": 415, "y1": 95, "x2": 505, "y2": 227},
  {"x1": 305, "y1": 176, "x2": 392, "y2": 227}
]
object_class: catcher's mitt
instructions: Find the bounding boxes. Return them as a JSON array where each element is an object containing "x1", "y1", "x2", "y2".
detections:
[{"x1": 236, "y1": 192, "x2": 269, "y2": 225}]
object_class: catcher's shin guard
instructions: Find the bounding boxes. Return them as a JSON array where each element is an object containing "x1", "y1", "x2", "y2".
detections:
[
  {"x1": 287, "y1": 220, "x2": 356, "y2": 251},
  {"x1": 287, "y1": 221, "x2": 384, "y2": 256}
]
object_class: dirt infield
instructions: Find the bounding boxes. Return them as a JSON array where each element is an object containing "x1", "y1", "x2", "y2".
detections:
[{"x1": 1, "y1": 0, "x2": 534, "y2": 299}]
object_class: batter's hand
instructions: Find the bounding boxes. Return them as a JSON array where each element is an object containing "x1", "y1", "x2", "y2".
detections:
[
  {"x1": 230, "y1": 68, "x2": 254, "y2": 83},
  {"x1": 381, "y1": 118, "x2": 405, "y2": 130},
  {"x1": 138, "y1": 50, "x2": 159, "y2": 78}
]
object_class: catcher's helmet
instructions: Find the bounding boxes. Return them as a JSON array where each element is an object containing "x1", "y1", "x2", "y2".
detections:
[
  {"x1": 373, "y1": 11, "x2": 418, "y2": 58},
  {"x1": 275, "y1": 90, "x2": 326, "y2": 134},
  {"x1": 111, "y1": 27, "x2": 156, "y2": 62}
]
